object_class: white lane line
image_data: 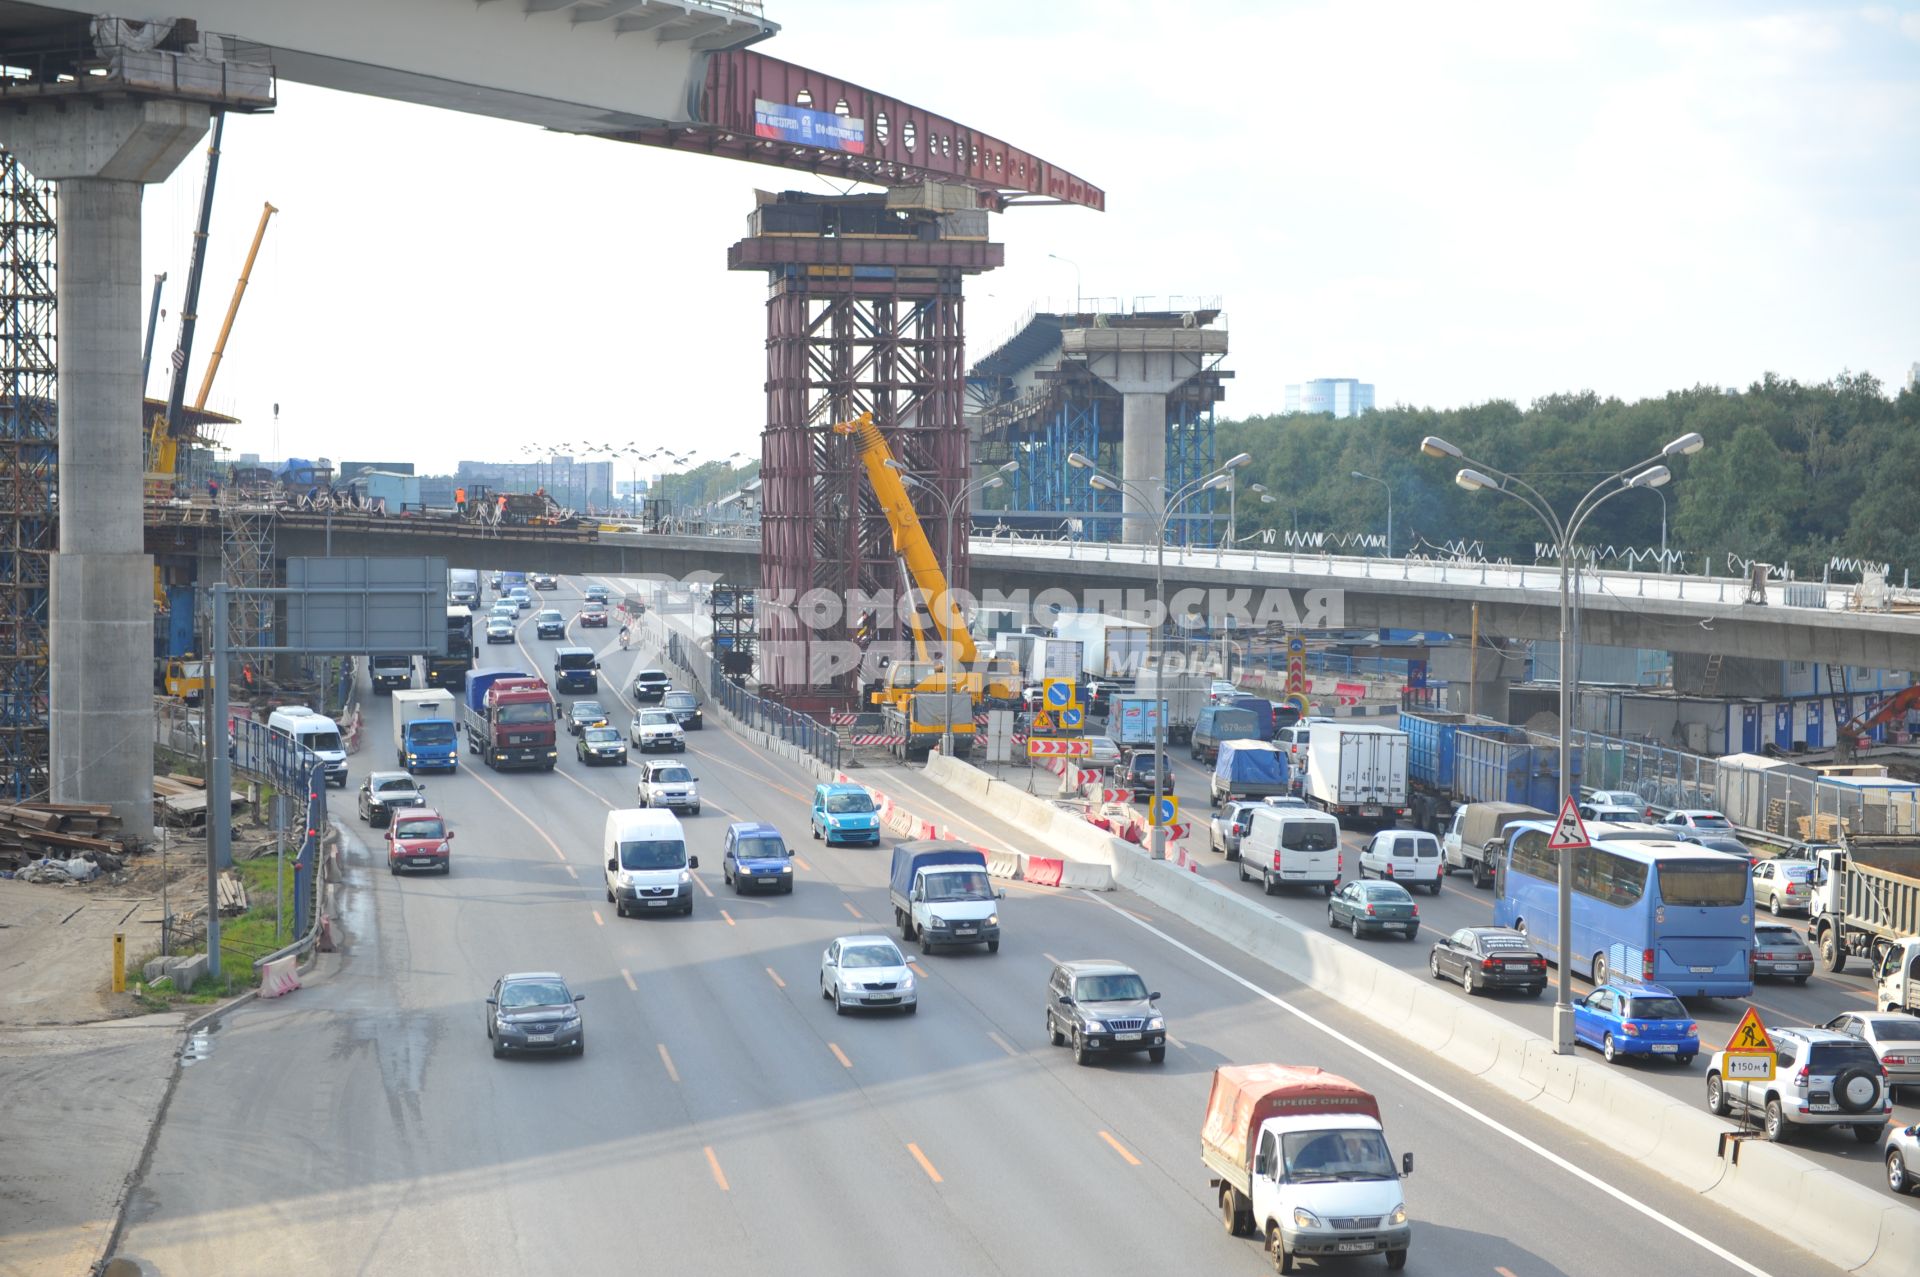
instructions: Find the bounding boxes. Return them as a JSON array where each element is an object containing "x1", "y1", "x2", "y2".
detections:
[
  {"x1": 465, "y1": 768, "x2": 571, "y2": 862},
  {"x1": 1085, "y1": 892, "x2": 1778, "y2": 1277}
]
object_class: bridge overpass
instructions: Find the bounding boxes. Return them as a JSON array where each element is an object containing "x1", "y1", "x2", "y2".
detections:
[{"x1": 158, "y1": 508, "x2": 1920, "y2": 669}]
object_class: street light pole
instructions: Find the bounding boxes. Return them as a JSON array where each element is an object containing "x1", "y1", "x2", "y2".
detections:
[
  {"x1": 1422, "y1": 432, "x2": 1702, "y2": 1055},
  {"x1": 1351, "y1": 470, "x2": 1393, "y2": 557},
  {"x1": 1048, "y1": 252, "x2": 1082, "y2": 313},
  {"x1": 1072, "y1": 450, "x2": 1249, "y2": 858}
]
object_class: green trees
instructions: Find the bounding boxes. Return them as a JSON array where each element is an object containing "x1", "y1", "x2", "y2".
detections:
[{"x1": 1218, "y1": 373, "x2": 1918, "y2": 578}]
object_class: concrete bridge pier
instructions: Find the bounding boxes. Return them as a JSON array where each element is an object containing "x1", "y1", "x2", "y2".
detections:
[
  {"x1": 4, "y1": 99, "x2": 211, "y2": 835},
  {"x1": 1064, "y1": 324, "x2": 1229, "y2": 545}
]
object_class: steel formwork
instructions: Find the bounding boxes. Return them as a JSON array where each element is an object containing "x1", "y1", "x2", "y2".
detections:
[
  {"x1": 0, "y1": 150, "x2": 54, "y2": 800},
  {"x1": 737, "y1": 193, "x2": 999, "y2": 707}
]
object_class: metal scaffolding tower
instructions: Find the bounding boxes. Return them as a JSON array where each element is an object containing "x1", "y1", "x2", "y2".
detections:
[
  {"x1": 731, "y1": 191, "x2": 1000, "y2": 708},
  {"x1": 0, "y1": 149, "x2": 54, "y2": 799},
  {"x1": 221, "y1": 503, "x2": 275, "y2": 659}
]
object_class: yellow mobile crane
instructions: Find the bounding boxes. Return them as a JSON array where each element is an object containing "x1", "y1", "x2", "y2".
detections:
[{"x1": 832, "y1": 413, "x2": 1020, "y2": 756}]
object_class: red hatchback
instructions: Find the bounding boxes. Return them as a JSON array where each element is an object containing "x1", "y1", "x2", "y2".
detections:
[
  {"x1": 580, "y1": 605, "x2": 609, "y2": 628},
  {"x1": 386, "y1": 807, "x2": 454, "y2": 875}
]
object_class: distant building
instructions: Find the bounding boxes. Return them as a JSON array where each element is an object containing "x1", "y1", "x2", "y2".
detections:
[
  {"x1": 454, "y1": 455, "x2": 614, "y2": 510},
  {"x1": 1285, "y1": 378, "x2": 1375, "y2": 419}
]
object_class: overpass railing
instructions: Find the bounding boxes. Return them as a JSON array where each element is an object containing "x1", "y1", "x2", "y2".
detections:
[{"x1": 660, "y1": 629, "x2": 841, "y2": 772}]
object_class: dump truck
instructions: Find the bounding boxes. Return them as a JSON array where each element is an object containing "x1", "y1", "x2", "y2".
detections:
[
  {"x1": 1204, "y1": 1064, "x2": 1412, "y2": 1270},
  {"x1": 1809, "y1": 832, "x2": 1920, "y2": 1014}
]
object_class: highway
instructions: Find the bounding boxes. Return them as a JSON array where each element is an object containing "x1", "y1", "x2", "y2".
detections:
[{"x1": 114, "y1": 577, "x2": 1849, "y2": 1277}]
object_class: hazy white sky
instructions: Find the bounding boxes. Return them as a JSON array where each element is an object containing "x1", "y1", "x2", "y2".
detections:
[{"x1": 137, "y1": 0, "x2": 1919, "y2": 473}]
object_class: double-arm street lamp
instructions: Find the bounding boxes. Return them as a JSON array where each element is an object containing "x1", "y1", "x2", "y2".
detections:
[
  {"x1": 1418, "y1": 430, "x2": 1704, "y2": 1055},
  {"x1": 1068, "y1": 449, "x2": 1252, "y2": 858},
  {"x1": 890, "y1": 459, "x2": 1019, "y2": 758}
]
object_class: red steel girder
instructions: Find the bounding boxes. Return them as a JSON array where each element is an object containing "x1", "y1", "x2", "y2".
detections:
[
  {"x1": 727, "y1": 236, "x2": 1004, "y2": 272},
  {"x1": 613, "y1": 49, "x2": 1104, "y2": 212}
]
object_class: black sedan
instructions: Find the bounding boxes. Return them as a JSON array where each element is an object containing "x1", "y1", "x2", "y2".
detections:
[
  {"x1": 663, "y1": 689, "x2": 703, "y2": 730},
  {"x1": 486, "y1": 972, "x2": 585, "y2": 1058},
  {"x1": 577, "y1": 725, "x2": 627, "y2": 766},
  {"x1": 1428, "y1": 926, "x2": 1547, "y2": 996}
]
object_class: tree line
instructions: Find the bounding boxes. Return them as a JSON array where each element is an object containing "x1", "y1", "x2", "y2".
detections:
[{"x1": 1215, "y1": 371, "x2": 1920, "y2": 581}]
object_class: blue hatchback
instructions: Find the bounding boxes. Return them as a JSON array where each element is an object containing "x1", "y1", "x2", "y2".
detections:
[
  {"x1": 1573, "y1": 980, "x2": 1700, "y2": 1066},
  {"x1": 723, "y1": 822, "x2": 795, "y2": 895},
  {"x1": 812, "y1": 782, "x2": 881, "y2": 846}
]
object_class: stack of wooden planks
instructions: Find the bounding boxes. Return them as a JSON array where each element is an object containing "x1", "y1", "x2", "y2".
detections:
[
  {"x1": 0, "y1": 801, "x2": 125, "y2": 870},
  {"x1": 153, "y1": 773, "x2": 244, "y2": 828}
]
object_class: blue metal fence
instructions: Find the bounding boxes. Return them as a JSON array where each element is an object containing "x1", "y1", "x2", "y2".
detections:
[
  {"x1": 228, "y1": 717, "x2": 329, "y2": 956},
  {"x1": 662, "y1": 630, "x2": 841, "y2": 772}
]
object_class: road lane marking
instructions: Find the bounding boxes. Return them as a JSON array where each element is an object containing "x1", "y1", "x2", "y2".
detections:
[
  {"x1": 657, "y1": 1043, "x2": 681, "y2": 1083},
  {"x1": 1098, "y1": 1131, "x2": 1141, "y2": 1166},
  {"x1": 909, "y1": 962, "x2": 928, "y2": 978},
  {"x1": 987, "y1": 1031, "x2": 1018, "y2": 1057},
  {"x1": 687, "y1": 742, "x2": 810, "y2": 804},
  {"x1": 843, "y1": 901, "x2": 863, "y2": 919},
  {"x1": 765, "y1": 967, "x2": 786, "y2": 989},
  {"x1": 1165, "y1": 1033, "x2": 1186, "y2": 1050},
  {"x1": 1087, "y1": 893, "x2": 1780, "y2": 1277},
  {"x1": 828, "y1": 1042, "x2": 852, "y2": 1069},
  {"x1": 592, "y1": 910, "x2": 604, "y2": 927},
  {"x1": 465, "y1": 768, "x2": 571, "y2": 861},
  {"x1": 793, "y1": 856, "x2": 813, "y2": 872},
  {"x1": 564, "y1": 864, "x2": 578, "y2": 879},
  {"x1": 704, "y1": 1146, "x2": 729, "y2": 1191},
  {"x1": 1042, "y1": 951, "x2": 1061, "y2": 966},
  {"x1": 1496, "y1": 1268, "x2": 1519, "y2": 1277},
  {"x1": 621, "y1": 968, "x2": 638, "y2": 991},
  {"x1": 552, "y1": 763, "x2": 616, "y2": 809},
  {"x1": 906, "y1": 1142, "x2": 943, "y2": 1183},
  {"x1": 693, "y1": 874, "x2": 714, "y2": 898},
  {"x1": 720, "y1": 909, "x2": 737, "y2": 927}
]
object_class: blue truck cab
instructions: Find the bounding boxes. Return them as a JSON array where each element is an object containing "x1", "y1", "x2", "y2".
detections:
[
  {"x1": 812, "y1": 782, "x2": 881, "y2": 846},
  {"x1": 722, "y1": 821, "x2": 795, "y2": 895},
  {"x1": 553, "y1": 646, "x2": 599, "y2": 694}
]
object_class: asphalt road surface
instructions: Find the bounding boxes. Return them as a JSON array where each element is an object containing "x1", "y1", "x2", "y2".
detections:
[{"x1": 113, "y1": 580, "x2": 1851, "y2": 1277}]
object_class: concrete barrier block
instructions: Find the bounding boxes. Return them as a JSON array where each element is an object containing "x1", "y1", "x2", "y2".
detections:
[
  {"x1": 1862, "y1": 1195, "x2": 1920, "y2": 1277},
  {"x1": 259, "y1": 953, "x2": 301, "y2": 999},
  {"x1": 168, "y1": 952, "x2": 208, "y2": 990},
  {"x1": 1059, "y1": 861, "x2": 1114, "y2": 891},
  {"x1": 986, "y1": 849, "x2": 1024, "y2": 880},
  {"x1": 1638, "y1": 1100, "x2": 1735, "y2": 1195}
]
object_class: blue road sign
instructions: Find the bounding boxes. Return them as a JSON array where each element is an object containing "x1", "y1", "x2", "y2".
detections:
[
  {"x1": 1044, "y1": 678, "x2": 1074, "y2": 708},
  {"x1": 1060, "y1": 706, "x2": 1084, "y2": 729}
]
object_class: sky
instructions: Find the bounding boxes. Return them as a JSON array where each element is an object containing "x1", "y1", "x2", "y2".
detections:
[{"x1": 133, "y1": 0, "x2": 1920, "y2": 474}]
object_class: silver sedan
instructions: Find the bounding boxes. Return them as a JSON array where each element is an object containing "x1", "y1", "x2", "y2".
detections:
[
  {"x1": 1209, "y1": 800, "x2": 1263, "y2": 860},
  {"x1": 820, "y1": 935, "x2": 918, "y2": 1015},
  {"x1": 1886, "y1": 1121, "x2": 1920, "y2": 1196},
  {"x1": 1752, "y1": 923, "x2": 1813, "y2": 984},
  {"x1": 1825, "y1": 1011, "x2": 1920, "y2": 1099}
]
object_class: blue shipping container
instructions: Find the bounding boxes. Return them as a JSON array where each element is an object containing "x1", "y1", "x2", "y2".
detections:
[
  {"x1": 1400, "y1": 710, "x2": 1466, "y2": 792},
  {"x1": 1454, "y1": 727, "x2": 1582, "y2": 810}
]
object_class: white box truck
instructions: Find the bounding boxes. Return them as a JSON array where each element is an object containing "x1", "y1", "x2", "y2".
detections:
[
  {"x1": 1305, "y1": 722, "x2": 1410, "y2": 828},
  {"x1": 391, "y1": 687, "x2": 460, "y2": 773},
  {"x1": 1051, "y1": 612, "x2": 1150, "y2": 680}
]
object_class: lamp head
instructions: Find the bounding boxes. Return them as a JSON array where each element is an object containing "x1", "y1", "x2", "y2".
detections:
[
  {"x1": 1663, "y1": 431, "x2": 1704, "y2": 457},
  {"x1": 996, "y1": 460, "x2": 1019, "y2": 474},
  {"x1": 1067, "y1": 452, "x2": 1093, "y2": 469},
  {"x1": 1249, "y1": 483, "x2": 1267, "y2": 494},
  {"x1": 981, "y1": 476, "x2": 1004, "y2": 491},
  {"x1": 1420, "y1": 436, "x2": 1462, "y2": 460},
  {"x1": 1089, "y1": 474, "x2": 1119, "y2": 493},
  {"x1": 1224, "y1": 452, "x2": 1252, "y2": 470},
  {"x1": 1350, "y1": 470, "x2": 1370, "y2": 481},
  {"x1": 1259, "y1": 494, "x2": 1277, "y2": 504},
  {"x1": 1627, "y1": 465, "x2": 1672, "y2": 489},
  {"x1": 1455, "y1": 468, "x2": 1498, "y2": 492},
  {"x1": 1203, "y1": 473, "x2": 1233, "y2": 492}
]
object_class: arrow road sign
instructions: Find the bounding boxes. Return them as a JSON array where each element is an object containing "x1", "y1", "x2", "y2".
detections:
[
  {"x1": 1150, "y1": 795, "x2": 1179, "y2": 826},
  {"x1": 1059, "y1": 706, "x2": 1084, "y2": 730},
  {"x1": 1043, "y1": 678, "x2": 1076, "y2": 709}
]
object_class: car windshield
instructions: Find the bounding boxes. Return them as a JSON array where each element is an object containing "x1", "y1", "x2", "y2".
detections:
[
  {"x1": 394, "y1": 817, "x2": 445, "y2": 840},
  {"x1": 538, "y1": 611, "x2": 562, "y2": 623},
  {"x1": 1075, "y1": 973, "x2": 1148, "y2": 1002},
  {"x1": 652, "y1": 767, "x2": 692, "y2": 783},
  {"x1": 1280, "y1": 821, "x2": 1338, "y2": 851},
  {"x1": 736, "y1": 836, "x2": 788, "y2": 860},
  {"x1": 573, "y1": 702, "x2": 606, "y2": 720},
  {"x1": 665, "y1": 693, "x2": 696, "y2": 708},
  {"x1": 498, "y1": 704, "x2": 552, "y2": 725},
  {"x1": 411, "y1": 722, "x2": 455, "y2": 743},
  {"x1": 584, "y1": 727, "x2": 619, "y2": 743},
  {"x1": 303, "y1": 731, "x2": 343, "y2": 751},
  {"x1": 500, "y1": 980, "x2": 570, "y2": 1009},
  {"x1": 375, "y1": 782, "x2": 416, "y2": 798},
  {"x1": 637, "y1": 672, "x2": 667, "y2": 684},
  {"x1": 1872, "y1": 1020, "x2": 1920, "y2": 1042},
  {"x1": 925, "y1": 869, "x2": 993, "y2": 901},
  {"x1": 1657, "y1": 861, "x2": 1748, "y2": 907},
  {"x1": 640, "y1": 712, "x2": 675, "y2": 726},
  {"x1": 1280, "y1": 1129, "x2": 1396, "y2": 1182},
  {"x1": 1625, "y1": 996, "x2": 1689, "y2": 1020},
  {"x1": 840, "y1": 944, "x2": 904, "y2": 969},
  {"x1": 617, "y1": 838, "x2": 685, "y2": 871},
  {"x1": 825, "y1": 792, "x2": 873, "y2": 814},
  {"x1": 559, "y1": 654, "x2": 596, "y2": 670},
  {"x1": 488, "y1": 620, "x2": 512, "y2": 631}
]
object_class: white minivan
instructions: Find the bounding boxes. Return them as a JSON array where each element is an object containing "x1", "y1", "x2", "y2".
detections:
[
  {"x1": 603, "y1": 808, "x2": 698, "y2": 917},
  {"x1": 266, "y1": 706, "x2": 349, "y2": 788},
  {"x1": 1357, "y1": 829, "x2": 1443, "y2": 895},
  {"x1": 1237, "y1": 805, "x2": 1342, "y2": 896}
]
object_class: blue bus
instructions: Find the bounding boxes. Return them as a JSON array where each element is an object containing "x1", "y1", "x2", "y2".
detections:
[{"x1": 1493, "y1": 825, "x2": 1753, "y2": 998}]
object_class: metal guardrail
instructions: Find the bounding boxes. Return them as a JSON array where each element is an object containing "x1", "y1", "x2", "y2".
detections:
[
  {"x1": 659, "y1": 625, "x2": 841, "y2": 772},
  {"x1": 223, "y1": 717, "x2": 331, "y2": 970}
]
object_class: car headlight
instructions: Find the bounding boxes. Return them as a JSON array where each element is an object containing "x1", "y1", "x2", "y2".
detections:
[
  {"x1": 928, "y1": 916, "x2": 949, "y2": 928},
  {"x1": 779, "y1": 865, "x2": 792, "y2": 874},
  {"x1": 1389, "y1": 1204, "x2": 1407, "y2": 1226},
  {"x1": 739, "y1": 865, "x2": 753, "y2": 875},
  {"x1": 901, "y1": 973, "x2": 915, "y2": 989},
  {"x1": 560, "y1": 1015, "x2": 581, "y2": 1030},
  {"x1": 1147, "y1": 1016, "x2": 1164, "y2": 1030},
  {"x1": 678, "y1": 870, "x2": 691, "y2": 884},
  {"x1": 1292, "y1": 1207, "x2": 1321, "y2": 1229},
  {"x1": 1083, "y1": 1019, "x2": 1103, "y2": 1034},
  {"x1": 986, "y1": 913, "x2": 998, "y2": 926}
]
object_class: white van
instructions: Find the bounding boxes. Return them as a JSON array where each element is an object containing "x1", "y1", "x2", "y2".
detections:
[
  {"x1": 1357, "y1": 829, "x2": 1443, "y2": 895},
  {"x1": 1237, "y1": 806, "x2": 1342, "y2": 896},
  {"x1": 267, "y1": 706, "x2": 349, "y2": 788},
  {"x1": 603, "y1": 808, "x2": 698, "y2": 917}
]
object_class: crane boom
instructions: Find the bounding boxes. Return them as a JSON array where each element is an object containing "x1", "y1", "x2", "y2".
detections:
[
  {"x1": 833, "y1": 412, "x2": 976, "y2": 665},
  {"x1": 193, "y1": 201, "x2": 278, "y2": 411}
]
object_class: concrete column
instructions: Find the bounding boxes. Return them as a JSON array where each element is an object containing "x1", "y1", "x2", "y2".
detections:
[
  {"x1": 2, "y1": 100, "x2": 211, "y2": 836},
  {"x1": 1121, "y1": 391, "x2": 1167, "y2": 539}
]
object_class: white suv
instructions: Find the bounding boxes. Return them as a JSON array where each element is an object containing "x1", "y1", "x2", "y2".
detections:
[
  {"x1": 1357, "y1": 829, "x2": 1444, "y2": 895},
  {"x1": 637, "y1": 759, "x2": 700, "y2": 814},
  {"x1": 1706, "y1": 1026, "x2": 1892, "y2": 1144},
  {"x1": 629, "y1": 709, "x2": 685, "y2": 754}
]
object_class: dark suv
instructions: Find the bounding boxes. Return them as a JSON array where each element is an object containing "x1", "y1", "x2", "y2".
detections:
[
  {"x1": 1046, "y1": 959, "x2": 1167, "y2": 1066},
  {"x1": 663, "y1": 689, "x2": 703, "y2": 731},
  {"x1": 1124, "y1": 751, "x2": 1175, "y2": 802}
]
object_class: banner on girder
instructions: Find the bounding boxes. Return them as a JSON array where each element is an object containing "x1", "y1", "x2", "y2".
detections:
[{"x1": 754, "y1": 99, "x2": 867, "y2": 154}]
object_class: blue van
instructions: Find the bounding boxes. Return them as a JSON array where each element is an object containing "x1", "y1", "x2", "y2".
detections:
[
  {"x1": 722, "y1": 822, "x2": 795, "y2": 894},
  {"x1": 812, "y1": 782, "x2": 881, "y2": 846},
  {"x1": 552, "y1": 646, "x2": 599, "y2": 694}
]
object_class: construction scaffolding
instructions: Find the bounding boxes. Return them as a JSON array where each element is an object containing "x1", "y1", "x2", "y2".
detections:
[
  {"x1": 731, "y1": 190, "x2": 1001, "y2": 708},
  {"x1": 221, "y1": 503, "x2": 275, "y2": 661},
  {"x1": 0, "y1": 149, "x2": 55, "y2": 800}
]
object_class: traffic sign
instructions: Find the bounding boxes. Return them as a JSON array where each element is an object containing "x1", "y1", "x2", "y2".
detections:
[
  {"x1": 1032, "y1": 710, "x2": 1055, "y2": 732},
  {"x1": 1724, "y1": 1007, "x2": 1776, "y2": 1054},
  {"x1": 1027, "y1": 737, "x2": 1092, "y2": 758},
  {"x1": 1059, "y1": 706, "x2": 1084, "y2": 730},
  {"x1": 1043, "y1": 678, "x2": 1077, "y2": 710},
  {"x1": 1150, "y1": 795, "x2": 1179, "y2": 826},
  {"x1": 1723, "y1": 1052, "x2": 1776, "y2": 1082},
  {"x1": 1546, "y1": 795, "x2": 1590, "y2": 850}
]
